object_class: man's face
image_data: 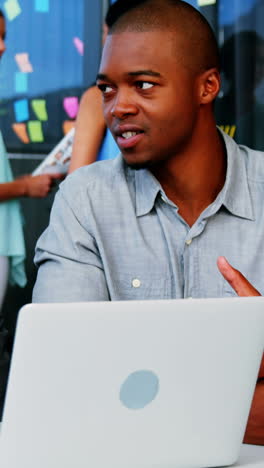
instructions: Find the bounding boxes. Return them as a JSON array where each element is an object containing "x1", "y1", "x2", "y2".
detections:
[{"x1": 97, "y1": 30, "x2": 201, "y2": 168}]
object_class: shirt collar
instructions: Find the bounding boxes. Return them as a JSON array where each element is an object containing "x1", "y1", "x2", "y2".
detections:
[
  {"x1": 134, "y1": 128, "x2": 254, "y2": 220},
  {"x1": 219, "y1": 128, "x2": 254, "y2": 221},
  {"x1": 135, "y1": 168, "x2": 162, "y2": 217}
]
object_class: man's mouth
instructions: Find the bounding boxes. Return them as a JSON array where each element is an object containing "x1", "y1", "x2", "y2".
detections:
[
  {"x1": 121, "y1": 131, "x2": 140, "y2": 139},
  {"x1": 116, "y1": 131, "x2": 144, "y2": 149}
]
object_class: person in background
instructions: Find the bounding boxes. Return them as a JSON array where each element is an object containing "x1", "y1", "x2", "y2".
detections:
[
  {"x1": 34, "y1": 0, "x2": 263, "y2": 445},
  {"x1": 0, "y1": 8, "x2": 60, "y2": 308},
  {"x1": 68, "y1": 4, "x2": 119, "y2": 173}
]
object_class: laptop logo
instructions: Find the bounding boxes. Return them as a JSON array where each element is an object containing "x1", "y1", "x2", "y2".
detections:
[{"x1": 119, "y1": 370, "x2": 159, "y2": 410}]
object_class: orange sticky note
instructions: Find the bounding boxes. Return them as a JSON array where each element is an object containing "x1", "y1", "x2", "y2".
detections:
[
  {"x1": 63, "y1": 120, "x2": 75, "y2": 135},
  {"x1": 12, "y1": 123, "x2": 30, "y2": 144}
]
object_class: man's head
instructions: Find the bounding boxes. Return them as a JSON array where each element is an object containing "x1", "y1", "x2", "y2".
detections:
[
  {"x1": 107, "y1": 0, "x2": 220, "y2": 75},
  {"x1": 97, "y1": 0, "x2": 221, "y2": 169}
]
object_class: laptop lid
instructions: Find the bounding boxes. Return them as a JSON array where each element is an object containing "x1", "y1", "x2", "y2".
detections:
[{"x1": 0, "y1": 297, "x2": 263, "y2": 468}]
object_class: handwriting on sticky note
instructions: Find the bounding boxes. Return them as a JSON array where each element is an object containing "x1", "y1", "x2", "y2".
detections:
[
  {"x1": 14, "y1": 99, "x2": 29, "y2": 122},
  {"x1": 31, "y1": 99, "x2": 48, "y2": 121},
  {"x1": 12, "y1": 123, "x2": 30, "y2": 144},
  {"x1": 4, "y1": 0, "x2": 21, "y2": 21},
  {"x1": 35, "y1": 0, "x2": 49, "y2": 12},
  {"x1": 15, "y1": 53, "x2": 33, "y2": 73},
  {"x1": 27, "y1": 121, "x2": 44, "y2": 142},
  {"x1": 73, "y1": 37, "x2": 84, "y2": 56},
  {"x1": 63, "y1": 97, "x2": 79, "y2": 119},
  {"x1": 15, "y1": 72, "x2": 28, "y2": 93}
]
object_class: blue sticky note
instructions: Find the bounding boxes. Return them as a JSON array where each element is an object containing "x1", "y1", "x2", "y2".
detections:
[
  {"x1": 14, "y1": 99, "x2": 29, "y2": 122},
  {"x1": 35, "y1": 0, "x2": 49, "y2": 12},
  {"x1": 15, "y1": 72, "x2": 28, "y2": 93}
]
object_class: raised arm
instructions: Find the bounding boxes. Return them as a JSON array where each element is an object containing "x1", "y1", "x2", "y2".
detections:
[
  {"x1": 68, "y1": 86, "x2": 106, "y2": 173},
  {"x1": 0, "y1": 174, "x2": 61, "y2": 201}
]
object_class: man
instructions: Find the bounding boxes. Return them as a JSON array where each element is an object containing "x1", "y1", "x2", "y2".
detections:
[{"x1": 33, "y1": 0, "x2": 263, "y2": 444}]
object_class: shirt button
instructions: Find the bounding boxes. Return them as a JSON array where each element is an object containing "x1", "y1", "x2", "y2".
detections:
[
  {"x1": 132, "y1": 278, "x2": 141, "y2": 288},
  {"x1": 185, "y1": 239, "x2": 192, "y2": 246}
]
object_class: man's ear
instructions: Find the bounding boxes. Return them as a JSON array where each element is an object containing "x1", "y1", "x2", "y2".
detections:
[{"x1": 198, "y1": 68, "x2": 221, "y2": 104}]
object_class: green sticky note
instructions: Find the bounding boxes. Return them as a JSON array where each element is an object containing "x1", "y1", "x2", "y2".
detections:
[
  {"x1": 31, "y1": 99, "x2": 48, "y2": 121},
  {"x1": 4, "y1": 0, "x2": 22, "y2": 21},
  {"x1": 27, "y1": 121, "x2": 44, "y2": 142}
]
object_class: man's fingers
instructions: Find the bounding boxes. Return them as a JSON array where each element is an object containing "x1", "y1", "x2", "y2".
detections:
[
  {"x1": 217, "y1": 256, "x2": 261, "y2": 297},
  {"x1": 49, "y1": 173, "x2": 64, "y2": 179}
]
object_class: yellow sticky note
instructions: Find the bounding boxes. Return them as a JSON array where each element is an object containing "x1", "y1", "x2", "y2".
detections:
[
  {"x1": 31, "y1": 99, "x2": 48, "y2": 121},
  {"x1": 4, "y1": 0, "x2": 21, "y2": 21},
  {"x1": 198, "y1": 0, "x2": 216, "y2": 6},
  {"x1": 27, "y1": 121, "x2": 44, "y2": 143}
]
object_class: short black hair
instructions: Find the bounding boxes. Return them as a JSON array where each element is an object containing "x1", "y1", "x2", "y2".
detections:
[
  {"x1": 0, "y1": 9, "x2": 5, "y2": 19},
  {"x1": 105, "y1": 0, "x2": 145, "y2": 28},
  {"x1": 106, "y1": 0, "x2": 220, "y2": 74}
]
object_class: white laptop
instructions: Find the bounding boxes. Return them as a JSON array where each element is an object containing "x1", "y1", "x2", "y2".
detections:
[{"x1": 0, "y1": 297, "x2": 263, "y2": 468}]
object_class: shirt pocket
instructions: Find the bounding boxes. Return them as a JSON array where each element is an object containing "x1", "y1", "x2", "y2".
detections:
[{"x1": 113, "y1": 275, "x2": 171, "y2": 300}]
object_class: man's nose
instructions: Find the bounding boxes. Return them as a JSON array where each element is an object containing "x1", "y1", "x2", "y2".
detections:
[{"x1": 110, "y1": 90, "x2": 138, "y2": 119}]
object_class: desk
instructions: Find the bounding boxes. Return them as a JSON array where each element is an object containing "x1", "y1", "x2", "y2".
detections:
[
  {"x1": 236, "y1": 445, "x2": 264, "y2": 467},
  {"x1": 0, "y1": 422, "x2": 262, "y2": 468}
]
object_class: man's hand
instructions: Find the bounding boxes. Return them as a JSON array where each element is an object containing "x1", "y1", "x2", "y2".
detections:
[
  {"x1": 217, "y1": 256, "x2": 264, "y2": 445},
  {"x1": 22, "y1": 173, "x2": 62, "y2": 198},
  {"x1": 217, "y1": 256, "x2": 261, "y2": 296}
]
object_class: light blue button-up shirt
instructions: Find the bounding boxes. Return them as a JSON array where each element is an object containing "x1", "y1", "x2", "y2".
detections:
[{"x1": 33, "y1": 130, "x2": 264, "y2": 302}]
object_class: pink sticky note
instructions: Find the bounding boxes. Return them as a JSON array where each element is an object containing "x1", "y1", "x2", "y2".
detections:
[
  {"x1": 63, "y1": 97, "x2": 79, "y2": 119},
  {"x1": 15, "y1": 53, "x2": 33, "y2": 73},
  {"x1": 73, "y1": 37, "x2": 84, "y2": 56}
]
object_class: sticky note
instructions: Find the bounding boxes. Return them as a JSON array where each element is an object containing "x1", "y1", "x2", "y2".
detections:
[
  {"x1": 15, "y1": 53, "x2": 33, "y2": 73},
  {"x1": 31, "y1": 99, "x2": 48, "y2": 121},
  {"x1": 35, "y1": 0, "x2": 49, "y2": 12},
  {"x1": 198, "y1": 0, "x2": 216, "y2": 5},
  {"x1": 15, "y1": 72, "x2": 28, "y2": 93},
  {"x1": 27, "y1": 121, "x2": 44, "y2": 142},
  {"x1": 63, "y1": 120, "x2": 75, "y2": 135},
  {"x1": 14, "y1": 99, "x2": 29, "y2": 122},
  {"x1": 63, "y1": 97, "x2": 79, "y2": 119},
  {"x1": 73, "y1": 37, "x2": 84, "y2": 56},
  {"x1": 12, "y1": 123, "x2": 30, "y2": 143},
  {"x1": 4, "y1": 0, "x2": 21, "y2": 21}
]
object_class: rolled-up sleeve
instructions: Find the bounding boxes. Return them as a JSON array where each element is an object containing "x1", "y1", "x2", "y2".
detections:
[{"x1": 32, "y1": 179, "x2": 110, "y2": 303}]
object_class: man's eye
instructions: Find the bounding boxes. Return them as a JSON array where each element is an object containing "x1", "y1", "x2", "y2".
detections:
[
  {"x1": 98, "y1": 84, "x2": 113, "y2": 94},
  {"x1": 136, "y1": 81, "x2": 154, "y2": 90}
]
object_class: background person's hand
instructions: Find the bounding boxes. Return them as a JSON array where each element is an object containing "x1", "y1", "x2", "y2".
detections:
[
  {"x1": 22, "y1": 173, "x2": 62, "y2": 198},
  {"x1": 217, "y1": 256, "x2": 261, "y2": 296}
]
